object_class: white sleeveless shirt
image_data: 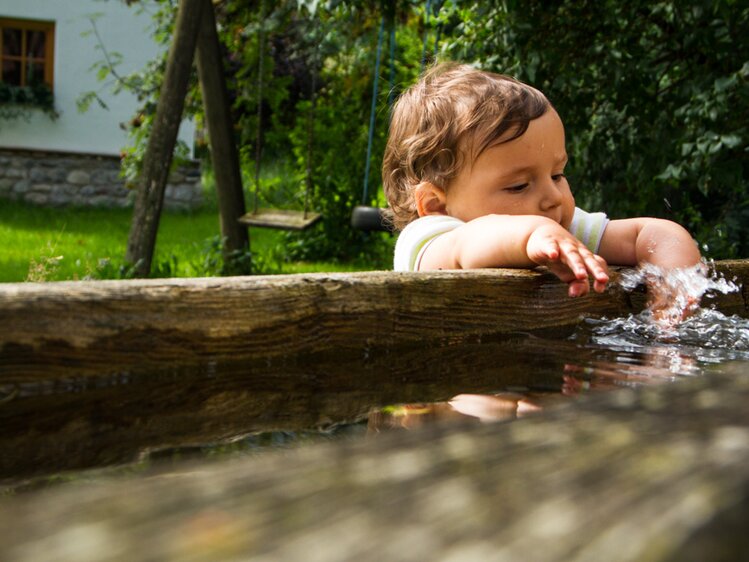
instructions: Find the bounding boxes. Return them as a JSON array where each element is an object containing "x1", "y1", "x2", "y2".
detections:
[{"x1": 393, "y1": 207, "x2": 609, "y2": 272}]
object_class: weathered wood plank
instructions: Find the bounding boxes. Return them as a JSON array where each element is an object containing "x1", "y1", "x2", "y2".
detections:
[
  {"x1": 1, "y1": 362, "x2": 748, "y2": 562},
  {"x1": 1, "y1": 261, "x2": 746, "y2": 382},
  {"x1": 238, "y1": 208, "x2": 322, "y2": 230}
]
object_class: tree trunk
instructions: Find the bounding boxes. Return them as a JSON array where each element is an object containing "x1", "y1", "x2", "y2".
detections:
[
  {"x1": 195, "y1": 0, "x2": 249, "y2": 262},
  {"x1": 125, "y1": 0, "x2": 204, "y2": 277}
]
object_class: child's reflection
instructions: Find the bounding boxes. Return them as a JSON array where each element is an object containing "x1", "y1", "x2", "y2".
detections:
[
  {"x1": 448, "y1": 393, "x2": 542, "y2": 422},
  {"x1": 367, "y1": 392, "x2": 546, "y2": 434},
  {"x1": 368, "y1": 344, "x2": 695, "y2": 432}
]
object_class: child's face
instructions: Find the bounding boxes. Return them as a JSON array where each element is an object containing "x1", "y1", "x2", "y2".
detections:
[{"x1": 443, "y1": 109, "x2": 575, "y2": 228}]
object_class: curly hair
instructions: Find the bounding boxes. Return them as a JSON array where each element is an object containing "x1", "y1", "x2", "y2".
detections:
[{"x1": 382, "y1": 62, "x2": 551, "y2": 230}]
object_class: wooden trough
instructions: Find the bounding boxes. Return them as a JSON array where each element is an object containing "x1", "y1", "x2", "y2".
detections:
[
  {"x1": 2, "y1": 261, "x2": 747, "y2": 380},
  {"x1": 0, "y1": 261, "x2": 748, "y2": 560}
]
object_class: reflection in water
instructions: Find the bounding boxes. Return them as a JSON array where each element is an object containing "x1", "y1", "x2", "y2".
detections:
[
  {"x1": 367, "y1": 393, "x2": 544, "y2": 431},
  {"x1": 371, "y1": 263, "x2": 747, "y2": 432}
]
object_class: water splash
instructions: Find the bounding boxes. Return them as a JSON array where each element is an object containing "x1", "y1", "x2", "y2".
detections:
[
  {"x1": 619, "y1": 260, "x2": 738, "y2": 294},
  {"x1": 576, "y1": 261, "x2": 748, "y2": 363},
  {"x1": 580, "y1": 309, "x2": 749, "y2": 361},
  {"x1": 618, "y1": 260, "x2": 740, "y2": 328}
]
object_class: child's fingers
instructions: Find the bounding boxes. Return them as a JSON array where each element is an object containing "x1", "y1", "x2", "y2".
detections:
[
  {"x1": 560, "y1": 242, "x2": 609, "y2": 282},
  {"x1": 567, "y1": 278, "x2": 589, "y2": 298},
  {"x1": 543, "y1": 239, "x2": 560, "y2": 261},
  {"x1": 529, "y1": 231, "x2": 609, "y2": 296},
  {"x1": 584, "y1": 253, "x2": 609, "y2": 289},
  {"x1": 593, "y1": 278, "x2": 608, "y2": 293},
  {"x1": 556, "y1": 241, "x2": 590, "y2": 279}
]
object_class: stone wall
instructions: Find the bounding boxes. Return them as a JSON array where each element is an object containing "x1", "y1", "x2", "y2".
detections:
[{"x1": 0, "y1": 149, "x2": 203, "y2": 210}]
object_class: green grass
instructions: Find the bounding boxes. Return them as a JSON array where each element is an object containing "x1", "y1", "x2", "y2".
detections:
[{"x1": 0, "y1": 200, "x2": 373, "y2": 283}]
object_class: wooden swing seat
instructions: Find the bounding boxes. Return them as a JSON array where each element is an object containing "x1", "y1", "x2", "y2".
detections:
[{"x1": 238, "y1": 208, "x2": 322, "y2": 231}]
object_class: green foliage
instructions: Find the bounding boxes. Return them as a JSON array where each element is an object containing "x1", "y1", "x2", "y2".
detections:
[
  {"x1": 195, "y1": 235, "x2": 281, "y2": 277},
  {"x1": 441, "y1": 0, "x2": 749, "y2": 258},
  {"x1": 89, "y1": 0, "x2": 421, "y2": 265},
  {"x1": 0, "y1": 82, "x2": 58, "y2": 124},
  {"x1": 91, "y1": 258, "x2": 138, "y2": 280},
  {"x1": 97, "y1": 0, "x2": 747, "y2": 267},
  {"x1": 0, "y1": 201, "x2": 367, "y2": 282},
  {"x1": 93, "y1": 234, "x2": 282, "y2": 279}
]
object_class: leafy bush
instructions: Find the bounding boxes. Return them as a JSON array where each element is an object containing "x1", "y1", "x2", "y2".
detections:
[
  {"x1": 441, "y1": 0, "x2": 749, "y2": 258},
  {"x1": 101, "y1": 0, "x2": 748, "y2": 269}
]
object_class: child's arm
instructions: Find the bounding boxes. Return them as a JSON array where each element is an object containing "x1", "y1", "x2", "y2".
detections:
[
  {"x1": 418, "y1": 214, "x2": 610, "y2": 297},
  {"x1": 598, "y1": 218, "x2": 702, "y2": 323},
  {"x1": 597, "y1": 218, "x2": 701, "y2": 269}
]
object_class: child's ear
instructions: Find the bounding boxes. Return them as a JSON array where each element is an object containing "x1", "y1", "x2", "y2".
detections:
[{"x1": 414, "y1": 182, "x2": 447, "y2": 216}]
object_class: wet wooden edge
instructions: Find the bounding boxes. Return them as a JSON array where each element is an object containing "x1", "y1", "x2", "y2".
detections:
[
  {"x1": 1, "y1": 260, "x2": 747, "y2": 383},
  {"x1": 1, "y1": 362, "x2": 748, "y2": 561}
]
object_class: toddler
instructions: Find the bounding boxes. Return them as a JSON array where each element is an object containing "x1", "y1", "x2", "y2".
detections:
[{"x1": 383, "y1": 62, "x2": 701, "y2": 302}]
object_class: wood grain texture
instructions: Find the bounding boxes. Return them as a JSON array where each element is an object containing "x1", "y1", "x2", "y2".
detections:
[
  {"x1": 1, "y1": 261, "x2": 746, "y2": 383},
  {"x1": 1, "y1": 362, "x2": 748, "y2": 562}
]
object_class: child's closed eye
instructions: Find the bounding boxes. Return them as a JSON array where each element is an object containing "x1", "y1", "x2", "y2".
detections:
[
  {"x1": 504, "y1": 183, "x2": 529, "y2": 193},
  {"x1": 552, "y1": 173, "x2": 566, "y2": 182}
]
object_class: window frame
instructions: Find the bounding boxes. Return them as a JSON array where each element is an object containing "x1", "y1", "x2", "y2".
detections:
[{"x1": 0, "y1": 17, "x2": 55, "y2": 90}]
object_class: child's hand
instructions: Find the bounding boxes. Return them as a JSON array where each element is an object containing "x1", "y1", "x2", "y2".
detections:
[
  {"x1": 526, "y1": 223, "x2": 609, "y2": 297},
  {"x1": 643, "y1": 267, "x2": 703, "y2": 327},
  {"x1": 647, "y1": 285, "x2": 700, "y2": 327}
]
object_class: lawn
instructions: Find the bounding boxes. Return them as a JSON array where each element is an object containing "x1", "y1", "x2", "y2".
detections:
[{"x1": 0, "y1": 200, "x2": 386, "y2": 282}]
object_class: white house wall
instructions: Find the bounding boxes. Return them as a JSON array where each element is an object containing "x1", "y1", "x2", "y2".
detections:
[{"x1": 0, "y1": 0, "x2": 195, "y2": 157}]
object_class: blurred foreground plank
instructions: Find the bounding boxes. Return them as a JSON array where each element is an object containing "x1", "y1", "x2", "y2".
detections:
[{"x1": 1, "y1": 362, "x2": 748, "y2": 561}]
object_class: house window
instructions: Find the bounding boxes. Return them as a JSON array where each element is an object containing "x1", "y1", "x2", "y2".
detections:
[{"x1": 0, "y1": 17, "x2": 55, "y2": 89}]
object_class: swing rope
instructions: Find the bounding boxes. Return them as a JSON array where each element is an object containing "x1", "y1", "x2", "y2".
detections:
[
  {"x1": 420, "y1": 0, "x2": 432, "y2": 72},
  {"x1": 362, "y1": 16, "x2": 385, "y2": 205},
  {"x1": 354, "y1": 2, "x2": 441, "y2": 231},
  {"x1": 242, "y1": 0, "x2": 321, "y2": 230},
  {"x1": 388, "y1": 25, "x2": 396, "y2": 108},
  {"x1": 253, "y1": 0, "x2": 266, "y2": 215},
  {"x1": 303, "y1": 43, "x2": 319, "y2": 219}
]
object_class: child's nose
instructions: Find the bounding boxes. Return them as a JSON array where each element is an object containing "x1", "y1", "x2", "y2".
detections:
[{"x1": 540, "y1": 180, "x2": 563, "y2": 210}]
